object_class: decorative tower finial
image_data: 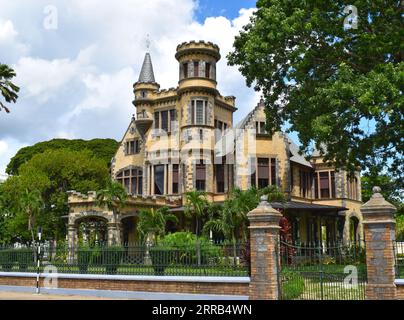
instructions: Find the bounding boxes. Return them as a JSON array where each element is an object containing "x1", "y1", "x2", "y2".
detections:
[
  {"x1": 372, "y1": 186, "x2": 381, "y2": 194},
  {"x1": 146, "y1": 34, "x2": 151, "y2": 51}
]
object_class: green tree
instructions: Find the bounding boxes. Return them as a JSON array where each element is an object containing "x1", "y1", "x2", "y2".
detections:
[
  {"x1": 0, "y1": 191, "x2": 10, "y2": 243},
  {"x1": 137, "y1": 207, "x2": 178, "y2": 244},
  {"x1": 204, "y1": 186, "x2": 286, "y2": 244},
  {"x1": 0, "y1": 149, "x2": 109, "y2": 242},
  {"x1": 6, "y1": 138, "x2": 118, "y2": 175},
  {"x1": 184, "y1": 190, "x2": 209, "y2": 238},
  {"x1": 96, "y1": 180, "x2": 127, "y2": 244},
  {"x1": 96, "y1": 180, "x2": 127, "y2": 214},
  {"x1": 228, "y1": 0, "x2": 403, "y2": 178},
  {"x1": 0, "y1": 63, "x2": 19, "y2": 113},
  {"x1": 20, "y1": 189, "x2": 43, "y2": 243}
]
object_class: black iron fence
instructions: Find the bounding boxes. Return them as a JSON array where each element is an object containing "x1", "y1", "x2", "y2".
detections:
[
  {"x1": 278, "y1": 240, "x2": 367, "y2": 300},
  {"x1": 0, "y1": 242, "x2": 249, "y2": 277},
  {"x1": 394, "y1": 240, "x2": 404, "y2": 278}
]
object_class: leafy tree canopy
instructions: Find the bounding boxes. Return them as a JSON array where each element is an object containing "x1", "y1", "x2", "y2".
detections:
[
  {"x1": 0, "y1": 149, "x2": 110, "y2": 243},
  {"x1": 228, "y1": 0, "x2": 403, "y2": 178},
  {"x1": 6, "y1": 138, "x2": 119, "y2": 175}
]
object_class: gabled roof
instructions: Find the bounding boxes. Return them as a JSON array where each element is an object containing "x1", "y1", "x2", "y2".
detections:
[
  {"x1": 312, "y1": 143, "x2": 328, "y2": 157},
  {"x1": 138, "y1": 52, "x2": 156, "y2": 83},
  {"x1": 235, "y1": 99, "x2": 264, "y2": 130},
  {"x1": 236, "y1": 99, "x2": 313, "y2": 168},
  {"x1": 288, "y1": 139, "x2": 312, "y2": 168}
]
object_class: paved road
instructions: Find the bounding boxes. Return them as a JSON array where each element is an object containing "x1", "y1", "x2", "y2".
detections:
[
  {"x1": 0, "y1": 291, "x2": 123, "y2": 300},
  {"x1": 0, "y1": 285, "x2": 248, "y2": 300}
]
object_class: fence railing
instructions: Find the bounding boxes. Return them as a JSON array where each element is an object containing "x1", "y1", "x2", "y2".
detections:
[
  {"x1": 394, "y1": 240, "x2": 404, "y2": 278},
  {"x1": 0, "y1": 242, "x2": 249, "y2": 277},
  {"x1": 278, "y1": 240, "x2": 367, "y2": 300}
]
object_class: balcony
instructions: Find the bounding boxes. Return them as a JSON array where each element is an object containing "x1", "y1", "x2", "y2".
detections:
[{"x1": 135, "y1": 112, "x2": 153, "y2": 136}]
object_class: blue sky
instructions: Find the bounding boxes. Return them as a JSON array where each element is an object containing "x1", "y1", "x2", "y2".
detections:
[
  {"x1": 195, "y1": 0, "x2": 257, "y2": 22},
  {"x1": 0, "y1": 0, "x2": 262, "y2": 176}
]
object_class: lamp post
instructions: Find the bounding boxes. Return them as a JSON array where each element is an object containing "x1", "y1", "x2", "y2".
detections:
[{"x1": 36, "y1": 226, "x2": 42, "y2": 295}]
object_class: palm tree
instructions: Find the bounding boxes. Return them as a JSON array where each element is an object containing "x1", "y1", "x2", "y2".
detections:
[
  {"x1": 184, "y1": 190, "x2": 209, "y2": 265},
  {"x1": 0, "y1": 63, "x2": 20, "y2": 113},
  {"x1": 204, "y1": 186, "x2": 287, "y2": 246},
  {"x1": 137, "y1": 207, "x2": 178, "y2": 244},
  {"x1": 96, "y1": 180, "x2": 127, "y2": 244},
  {"x1": 184, "y1": 190, "x2": 208, "y2": 238},
  {"x1": 20, "y1": 189, "x2": 43, "y2": 243},
  {"x1": 203, "y1": 199, "x2": 241, "y2": 264},
  {"x1": 259, "y1": 185, "x2": 286, "y2": 203}
]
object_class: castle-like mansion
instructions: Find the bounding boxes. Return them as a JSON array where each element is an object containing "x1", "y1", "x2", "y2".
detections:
[{"x1": 67, "y1": 41, "x2": 363, "y2": 246}]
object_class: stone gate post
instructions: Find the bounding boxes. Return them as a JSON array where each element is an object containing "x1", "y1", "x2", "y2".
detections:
[
  {"x1": 67, "y1": 224, "x2": 78, "y2": 263},
  {"x1": 361, "y1": 186, "x2": 397, "y2": 300},
  {"x1": 247, "y1": 195, "x2": 282, "y2": 300}
]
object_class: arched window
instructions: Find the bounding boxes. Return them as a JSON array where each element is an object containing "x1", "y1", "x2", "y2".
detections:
[{"x1": 116, "y1": 167, "x2": 143, "y2": 195}]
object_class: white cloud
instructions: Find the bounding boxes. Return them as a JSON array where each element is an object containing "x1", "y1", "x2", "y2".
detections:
[
  {"x1": 0, "y1": 138, "x2": 28, "y2": 175},
  {"x1": 14, "y1": 45, "x2": 96, "y2": 103},
  {"x1": 0, "y1": 19, "x2": 29, "y2": 61},
  {"x1": 0, "y1": 0, "x2": 258, "y2": 174},
  {"x1": 0, "y1": 20, "x2": 17, "y2": 41}
]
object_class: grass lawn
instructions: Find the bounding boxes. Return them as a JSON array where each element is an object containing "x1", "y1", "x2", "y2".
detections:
[
  {"x1": 291, "y1": 278, "x2": 366, "y2": 300},
  {"x1": 281, "y1": 264, "x2": 367, "y2": 300}
]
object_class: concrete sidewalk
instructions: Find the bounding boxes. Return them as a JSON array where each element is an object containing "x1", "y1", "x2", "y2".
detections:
[{"x1": 0, "y1": 285, "x2": 249, "y2": 300}]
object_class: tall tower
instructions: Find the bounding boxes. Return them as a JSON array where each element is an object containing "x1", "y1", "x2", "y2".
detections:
[
  {"x1": 175, "y1": 41, "x2": 223, "y2": 195},
  {"x1": 133, "y1": 52, "x2": 160, "y2": 137},
  {"x1": 176, "y1": 41, "x2": 220, "y2": 94}
]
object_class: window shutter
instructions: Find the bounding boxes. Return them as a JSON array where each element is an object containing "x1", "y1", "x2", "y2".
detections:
[
  {"x1": 189, "y1": 61, "x2": 194, "y2": 77},
  {"x1": 189, "y1": 101, "x2": 194, "y2": 125}
]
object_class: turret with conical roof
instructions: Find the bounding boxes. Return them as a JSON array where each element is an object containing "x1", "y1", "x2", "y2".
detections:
[
  {"x1": 133, "y1": 51, "x2": 160, "y2": 102},
  {"x1": 138, "y1": 52, "x2": 156, "y2": 83},
  {"x1": 133, "y1": 51, "x2": 160, "y2": 136}
]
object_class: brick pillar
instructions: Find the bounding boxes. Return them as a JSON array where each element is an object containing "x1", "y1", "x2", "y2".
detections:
[
  {"x1": 247, "y1": 195, "x2": 282, "y2": 300},
  {"x1": 361, "y1": 186, "x2": 397, "y2": 300}
]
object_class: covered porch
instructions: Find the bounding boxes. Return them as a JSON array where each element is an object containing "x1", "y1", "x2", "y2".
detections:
[{"x1": 271, "y1": 201, "x2": 348, "y2": 245}]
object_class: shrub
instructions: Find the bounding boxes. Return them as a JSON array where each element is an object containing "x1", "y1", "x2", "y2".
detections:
[
  {"x1": 159, "y1": 232, "x2": 222, "y2": 265},
  {"x1": 103, "y1": 246, "x2": 124, "y2": 275},
  {"x1": 282, "y1": 271, "x2": 305, "y2": 300}
]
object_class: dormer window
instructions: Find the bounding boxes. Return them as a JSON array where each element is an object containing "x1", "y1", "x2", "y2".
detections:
[{"x1": 255, "y1": 121, "x2": 268, "y2": 134}]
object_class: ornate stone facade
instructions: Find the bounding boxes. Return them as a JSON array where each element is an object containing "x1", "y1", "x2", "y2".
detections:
[{"x1": 67, "y1": 40, "x2": 363, "y2": 245}]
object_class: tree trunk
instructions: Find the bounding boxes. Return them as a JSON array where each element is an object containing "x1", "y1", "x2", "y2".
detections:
[
  {"x1": 232, "y1": 233, "x2": 237, "y2": 266},
  {"x1": 196, "y1": 218, "x2": 201, "y2": 266},
  {"x1": 28, "y1": 211, "x2": 35, "y2": 244}
]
